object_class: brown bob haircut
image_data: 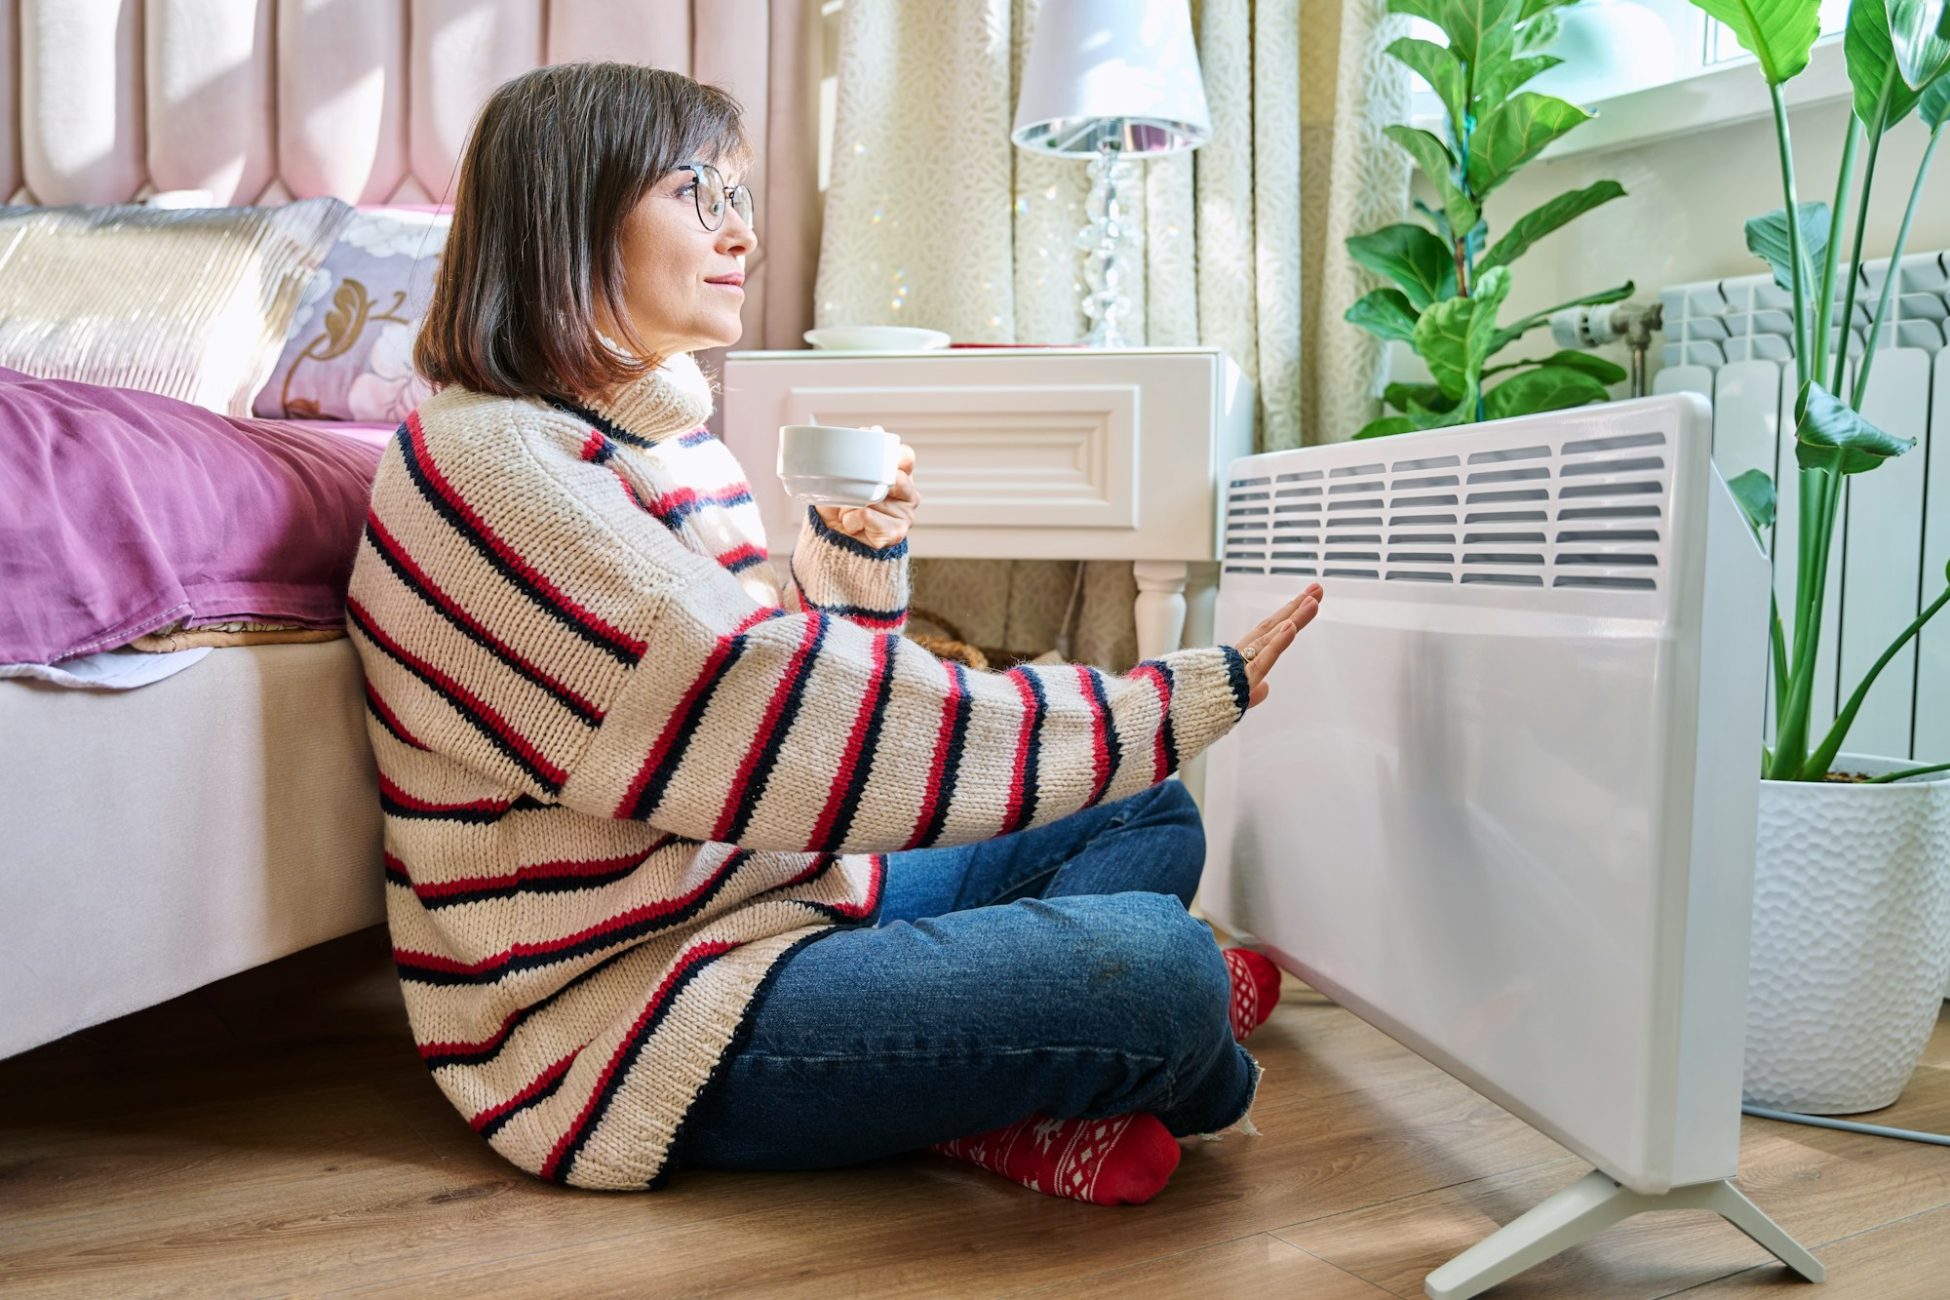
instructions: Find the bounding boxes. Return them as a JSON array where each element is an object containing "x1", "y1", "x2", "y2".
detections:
[{"x1": 415, "y1": 62, "x2": 749, "y2": 400}]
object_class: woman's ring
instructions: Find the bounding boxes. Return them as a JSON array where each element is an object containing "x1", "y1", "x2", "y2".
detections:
[{"x1": 1241, "y1": 644, "x2": 1259, "y2": 663}]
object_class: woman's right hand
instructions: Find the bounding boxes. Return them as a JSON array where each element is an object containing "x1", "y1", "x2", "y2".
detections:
[{"x1": 1230, "y1": 583, "x2": 1323, "y2": 709}]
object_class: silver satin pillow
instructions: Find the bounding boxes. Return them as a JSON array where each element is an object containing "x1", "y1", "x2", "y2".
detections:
[{"x1": 0, "y1": 197, "x2": 353, "y2": 417}]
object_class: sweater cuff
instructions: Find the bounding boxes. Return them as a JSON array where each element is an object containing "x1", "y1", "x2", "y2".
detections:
[
  {"x1": 789, "y1": 505, "x2": 909, "y2": 633},
  {"x1": 1158, "y1": 645, "x2": 1252, "y2": 765}
]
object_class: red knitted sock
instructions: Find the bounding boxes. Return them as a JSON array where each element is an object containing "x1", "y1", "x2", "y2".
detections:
[
  {"x1": 1224, "y1": 947, "x2": 1282, "y2": 1041},
  {"x1": 929, "y1": 1112, "x2": 1180, "y2": 1205}
]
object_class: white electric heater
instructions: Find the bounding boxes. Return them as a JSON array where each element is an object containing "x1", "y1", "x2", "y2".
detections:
[{"x1": 1201, "y1": 395, "x2": 1824, "y2": 1298}]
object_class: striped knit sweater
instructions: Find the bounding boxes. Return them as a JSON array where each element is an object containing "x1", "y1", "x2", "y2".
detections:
[{"x1": 347, "y1": 352, "x2": 1253, "y2": 1190}]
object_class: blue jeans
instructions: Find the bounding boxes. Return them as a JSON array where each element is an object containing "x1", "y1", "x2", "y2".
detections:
[{"x1": 673, "y1": 779, "x2": 1261, "y2": 1174}]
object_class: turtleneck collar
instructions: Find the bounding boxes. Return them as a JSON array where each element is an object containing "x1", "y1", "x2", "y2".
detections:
[{"x1": 555, "y1": 351, "x2": 715, "y2": 447}]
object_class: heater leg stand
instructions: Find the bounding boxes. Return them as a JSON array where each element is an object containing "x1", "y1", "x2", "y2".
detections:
[{"x1": 1423, "y1": 1170, "x2": 1823, "y2": 1300}]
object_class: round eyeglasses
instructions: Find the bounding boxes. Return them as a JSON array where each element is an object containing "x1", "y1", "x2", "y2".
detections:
[{"x1": 677, "y1": 161, "x2": 754, "y2": 233}]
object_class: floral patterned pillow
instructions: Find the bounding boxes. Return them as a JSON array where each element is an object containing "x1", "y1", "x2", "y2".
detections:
[{"x1": 253, "y1": 208, "x2": 448, "y2": 423}]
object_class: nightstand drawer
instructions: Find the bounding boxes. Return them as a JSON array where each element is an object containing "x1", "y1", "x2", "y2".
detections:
[{"x1": 721, "y1": 347, "x2": 1254, "y2": 562}]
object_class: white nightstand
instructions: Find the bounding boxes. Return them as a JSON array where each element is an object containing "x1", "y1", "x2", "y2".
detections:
[{"x1": 720, "y1": 346, "x2": 1257, "y2": 660}]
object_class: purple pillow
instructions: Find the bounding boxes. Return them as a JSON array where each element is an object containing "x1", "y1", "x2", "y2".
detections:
[
  {"x1": 1, "y1": 369, "x2": 385, "y2": 665},
  {"x1": 253, "y1": 208, "x2": 450, "y2": 423}
]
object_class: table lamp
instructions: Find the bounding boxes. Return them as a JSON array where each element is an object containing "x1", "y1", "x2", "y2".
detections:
[{"x1": 1012, "y1": 0, "x2": 1212, "y2": 348}]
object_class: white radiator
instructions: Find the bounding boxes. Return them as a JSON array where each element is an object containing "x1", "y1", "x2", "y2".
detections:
[
  {"x1": 1202, "y1": 395, "x2": 1824, "y2": 1298},
  {"x1": 1655, "y1": 250, "x2": 1949, "y2": 765}
]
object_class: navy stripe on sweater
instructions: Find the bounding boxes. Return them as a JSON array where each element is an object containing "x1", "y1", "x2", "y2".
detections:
[
  {"x1": 396, "y1": 416, "x2": 643, "y2": 665},
  {"x1": 364, "y1": 516, "x2": 604, "y2": 726},
  {"x1": 806, "y1": 504, "x2": 908, "y2": 559},
  {"x1": 421, "y1": 943, "x2": 647, "y2": 1069},
  {"x1": 915, "y1": 661, "x2": 973, "y2": 848},
  {"x1": 545, "y1": 939, "x2": 740, "y2": 1183},
  {"x1": 819, "y1": 633, "x2": 900, "y2": 849},
  {"x1": 475, "y1": 1053, "x2": 576, "y2": 1138},
  {"x1": 1079, "y1": 665, "x2": 1122, "y2": 802},
  {"x1": 393, "y1": 850, "x2": 753, "y2": 985},
  {"x1": 349, "y1": 599, "x2": 567, "y2": 794},
  {"x1": 544, "y1": 395, "x2": 657, "y2": 450},
  {"x1": 716, "y1": 613, "x2": 832, "y2": 845}
]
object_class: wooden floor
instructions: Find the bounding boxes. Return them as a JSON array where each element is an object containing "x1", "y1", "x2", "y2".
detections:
[{"x1": 3, "y1": 927, "x2": 1947, "y2": 1299}]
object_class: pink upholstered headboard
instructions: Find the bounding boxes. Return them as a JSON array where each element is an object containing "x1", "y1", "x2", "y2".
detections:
[{"x1": 0, "y1": 0, "x2": 819, "y2": 350}]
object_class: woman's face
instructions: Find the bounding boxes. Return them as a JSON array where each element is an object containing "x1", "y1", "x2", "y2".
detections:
[{"x1": 614, "y1": 158, "x2": 757, "y2": 360}]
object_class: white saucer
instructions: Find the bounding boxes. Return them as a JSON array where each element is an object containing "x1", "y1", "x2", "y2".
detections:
[{"x1": 804, "y1": 326, "x2": 951, "y2": 352}]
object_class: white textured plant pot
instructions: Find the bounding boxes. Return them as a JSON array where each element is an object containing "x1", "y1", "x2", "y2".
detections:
[{"x1": 1744, "y1": 754, "x2": 1950, "y2": 1113}]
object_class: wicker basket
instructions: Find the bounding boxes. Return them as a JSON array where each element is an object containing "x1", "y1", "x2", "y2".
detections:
[{"x1": 904, "y1": 606, "x2": 991, "y2": 670}]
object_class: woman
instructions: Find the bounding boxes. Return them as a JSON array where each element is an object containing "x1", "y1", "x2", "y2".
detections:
[{"x1": 350, "y1": 63, "x2": 1322, "y2": 1203}]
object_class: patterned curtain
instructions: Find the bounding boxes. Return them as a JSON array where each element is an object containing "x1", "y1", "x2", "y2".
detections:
[{"x1": 815, "y1": 0, "x2": 1409, "y2": 668}]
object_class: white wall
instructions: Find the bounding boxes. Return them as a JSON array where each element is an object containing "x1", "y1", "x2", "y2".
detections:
[{"x1": 1492, "y1": 102, "x2": 1950, "y2": 362}]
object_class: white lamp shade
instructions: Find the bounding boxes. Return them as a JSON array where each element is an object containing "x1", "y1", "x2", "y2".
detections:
[{"x1": 1012, "y1": 0, "x2": 1211, "y2": 157}]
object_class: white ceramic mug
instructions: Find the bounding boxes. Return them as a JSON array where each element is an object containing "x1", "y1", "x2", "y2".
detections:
[{"x1": 777, "y1": 423, "x2": 901, "y2": 506}]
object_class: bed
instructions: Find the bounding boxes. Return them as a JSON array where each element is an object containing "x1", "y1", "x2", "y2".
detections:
[{"x1": 0, "y1": 199, "x2": 431, "y2": 1058}]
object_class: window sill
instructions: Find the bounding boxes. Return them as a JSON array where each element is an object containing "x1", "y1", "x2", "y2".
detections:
[{"x1": 1410, "y1": 38, "x2": 1850, "y2": 164}]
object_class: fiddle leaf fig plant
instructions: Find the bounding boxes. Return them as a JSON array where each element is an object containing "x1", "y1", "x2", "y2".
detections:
[
  {"x1": 1694, "y1": 0, "x2": 1950, "y2": 784},
  {"x1": 1343, "y1": 0, "x2": 1633, "y2": 439}
]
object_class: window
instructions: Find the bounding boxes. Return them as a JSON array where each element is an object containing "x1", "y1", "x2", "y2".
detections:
[{"x1": 1404, "y1": 0, "x2": 1854, "y2": 158}]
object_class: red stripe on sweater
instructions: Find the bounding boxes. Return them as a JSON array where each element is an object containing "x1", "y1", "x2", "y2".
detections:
[
  {"x1": 806, "y1": 631, "x2": 893, "y2": 851},
  {"x1": 367, "y1": 512, "x2": 604, "y2": 721},
  {"x1": 395, "y1": 836, "x2": 675, "y2": 901},
  {"x1": 825, "y1": 854, "x2": 886, "y2": 919},
  {"x1": 648, "y1": 483, "x2": 754, "y2": 517},
  {"x1": 716, "y1": 541, "x2": 768, "y2": 570},
  {"x1": 539, "y1": 937, "x2": 743, "y2": 1181},
  {"x1": 377, "y1": 772, "x2": 512, "y2": 817},
  {"x1": 577, "y1": 430, "x2": 605, "y2": 461},
  {"x1": 390, "y1": 848, "x2": 749, "y2": 978},
  {"x1": 1003, "y1": 668, "x2": 1039, "y2": 831},
  {"x1": 1075, "y1": 663, "x2": 1112, "y2": 804},
  {"x1": 365, "y1": 683, "x2": 429, "y2": 750},
  {"x1": 405, "y1": 411, "x2": 646, "y2": 658},
  {"x1": 470, "y1": 1050, "x2": 580, "y2": 1133},
  {"x1": 1129, "y1": 662, "x2": 1172, "y2": 784},
  {"x1": 711, "y1": 613, "x2": 824, "y2": 842},
  {"x1": 350, "y1": 597, "x2": 568, "y2": 788},
  {"x1": 614, "y1": 606, "x2": 779, "y2": 819},
  {"x1": 905, "y1": 658, "x2": 964, "y2": 849}
]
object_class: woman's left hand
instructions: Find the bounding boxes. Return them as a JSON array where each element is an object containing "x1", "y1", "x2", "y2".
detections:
[{"x1": 815, "y1": 437, "x2": 919, "y2": 549}]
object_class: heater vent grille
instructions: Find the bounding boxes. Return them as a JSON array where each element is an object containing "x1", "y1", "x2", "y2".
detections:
[{"x1": 1223, "y1": 430, "x2": 1670, "y2": 590}]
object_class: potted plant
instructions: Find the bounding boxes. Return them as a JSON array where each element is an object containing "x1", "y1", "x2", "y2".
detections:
[
  {"x1": 1683, "y1": 0, "x2": 1950, "y2": 1113},
  {"x1": 1343, "y1": 0, "x2": 1635, "y2": 439}
]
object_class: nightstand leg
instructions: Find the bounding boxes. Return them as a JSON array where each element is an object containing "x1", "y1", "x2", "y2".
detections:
[{"x1": 1132, "y1": 561, "x2": 1189, "y2": 661}]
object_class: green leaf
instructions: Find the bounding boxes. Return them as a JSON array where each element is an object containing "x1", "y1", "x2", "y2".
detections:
[
  {"x1": 1414, "y1": 267, "x2": 1513, "y2": 403},
  {"x1": 1346, "y1": 288, "x2": 1425, "y2": 343},
  {"x1": 1354, "y1": 415, "x2": 1424, "y2": 440},
  {"x1": 1517, "y1": 0, "x2": 1575, "y2": 22},
  {"x1": 1390, "y1": 38, "x2": 1470, "y2": 132},
  {"x1": 1484, "y1": 349, "x2": 1629, "y2": 383},
  {"x1": 1480, "y1": 180, "x2": 1627, "y2": 272},
  {"x1": 1794, "y1": 380, "x2": 1916, "y2": 473},
  {"x1": 1489, "y1": 281, "x2": 1634, "y2": 354},
  {"x1": 1482, "y1": 365, "x2": 1610, "y2": 419},
  {"x1": 1385, "y1": 125, "x2": 1480, "y2": 233},
  {"x1": 1384, "y1": 381, "x2": 1457, "y2": 413},
  {"x1": 1466, "y1": 94, "x2": 1592, "y2": 196},
  {"x1": 1480, "y1": 54, "x2": 1563, "y2": 103},
  {"x1": 1847, "y1": 0, "x2": 1928, "y2": 128},
  {"x1": 1727, "y1": 468, "x2": 1778, "y2": 538},
  {"x1": 1514, "y1": 9, "x2": 1563, "y2": 55},
  {"x1": 1684, "y1": 0, "x2": 1823, "y2": 85},
  {"x1": 1745, "y1": 202, "x2": 1830, "y2": 296},
  {"x1": 1347, "y1": 224, "x2": 1459, "y2": 309},
  {"x1": 1889, "y1": 0, "x2": 1950, "y2": 91},
  {"x1": 1925, "y1": 70, "x2": 1950, "y2": 126},
  {"x1": 1391, "y1": 0, "x2": 1523, "y2": 70}
]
